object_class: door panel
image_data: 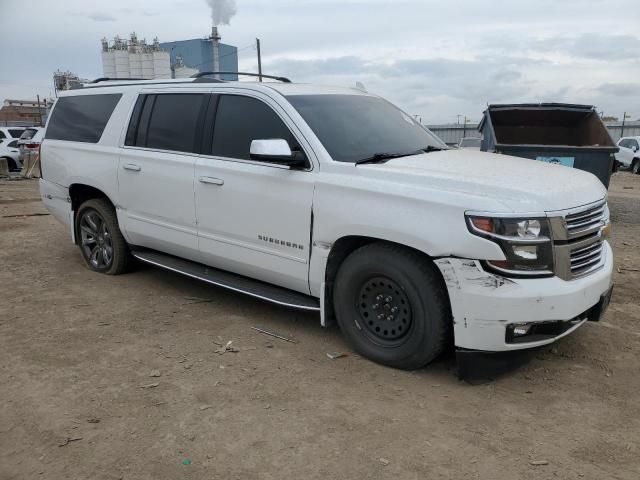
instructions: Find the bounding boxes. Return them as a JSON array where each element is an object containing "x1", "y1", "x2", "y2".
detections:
[
  {"x1": 118, "y1": 148, "x2": 199, "y2": 259},
  {"x1": 117, "y1": 92, "x2": 208, "y2": 260},
  {"x1": 195, "y1": 158, "x2": 314, "y2": 294}
]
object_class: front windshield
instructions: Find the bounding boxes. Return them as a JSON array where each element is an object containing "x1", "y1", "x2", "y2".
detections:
[{"x1": 286, "y1": 94, "x2": 446, "y2": 163}]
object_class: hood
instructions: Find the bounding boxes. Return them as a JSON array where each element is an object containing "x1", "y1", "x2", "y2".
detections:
[{"x1": 357, "y1": 149, "x2": 607, "y2": 213}]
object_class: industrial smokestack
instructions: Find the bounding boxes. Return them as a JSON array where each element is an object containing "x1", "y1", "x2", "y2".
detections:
[{"x1": 210, "y1": 26, "x2": 221, "y2": 79}]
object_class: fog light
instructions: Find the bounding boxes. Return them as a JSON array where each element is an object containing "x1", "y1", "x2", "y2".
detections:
[
  {"x1": 512, "y1": 323, "x2": 532, "y2": 337},
  {"x1": 511, "y1": 245, "x2": 538, "y2": 260}
]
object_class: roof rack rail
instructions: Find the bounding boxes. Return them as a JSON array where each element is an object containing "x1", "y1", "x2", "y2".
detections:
[
  {"x1": 89, "y1": 77, "x2": 151, "y2": 83},
  {"x1": 191, "y1": 71, "x2": 292, "y2": 83}
]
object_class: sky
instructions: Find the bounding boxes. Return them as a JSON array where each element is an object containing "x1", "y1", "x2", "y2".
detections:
[{"x1": 1, "y1": 0, "x2": 639, "y2": 124}]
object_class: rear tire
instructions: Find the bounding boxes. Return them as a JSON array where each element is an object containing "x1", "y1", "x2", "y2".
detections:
[
  {"x1": 632, "y1": 159, "x2": 640, "y2": 175},
  {"x1": 2, "y1": 157, "x2": 16, "y2": 171},
  {"x1": 333, "y1": 242, "x2": 450, "y2": 370},
  {"x1": 75, "y1": 198, "x2": 132, "y2": 275}
]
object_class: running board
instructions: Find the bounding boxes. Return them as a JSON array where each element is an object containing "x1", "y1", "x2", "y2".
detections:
[{"x1": 131, "y1": 249, "x2": 321, "y2": 312}]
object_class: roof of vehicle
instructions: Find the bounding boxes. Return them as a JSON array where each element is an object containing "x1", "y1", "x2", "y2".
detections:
[
  {"x1": 67, "y1": 78, "x2": 370, "y2": 98},
  {"x1": 619, "y1": 136, "x2": 640, "y2": 140}
]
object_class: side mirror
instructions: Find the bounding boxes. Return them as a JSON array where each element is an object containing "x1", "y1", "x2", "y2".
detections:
[
  {"x1": 632, "y1": 146, "x2": 638, "y2": 153},
  {"x1": 250, "y1": 139, "x2": 306, "y2": 168}
]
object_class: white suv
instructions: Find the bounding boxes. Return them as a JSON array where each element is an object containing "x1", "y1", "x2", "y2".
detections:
[
  {"x1": 39, "y1": 76, "x2": 614, "y2": 370},
  {"x1": 615, "y1": 136, "x2": 640, "y2": 173}
]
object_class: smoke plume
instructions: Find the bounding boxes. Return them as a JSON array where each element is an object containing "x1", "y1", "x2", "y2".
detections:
[{"x1": 206, "y1": 0, "x2": 237, "y2": 26}]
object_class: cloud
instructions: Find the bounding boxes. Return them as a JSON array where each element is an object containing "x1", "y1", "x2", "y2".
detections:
[
  {"x1": 87, "y1": 13, "x2": 117, "y2": 22},
  {"x1": 536, "y1": 33, "x2": 640, "y2": 61},
  {"x1": 596, "y1": 83, "x2": 640, "y2": 97}
]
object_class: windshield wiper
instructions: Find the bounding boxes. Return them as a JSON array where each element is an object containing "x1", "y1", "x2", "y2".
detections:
[
  {"x1": 412, "y1": 145, "x2": 444, "y2": 154},
  {"x1": 354, "y1": 146, "x2": 444, "y2": 165},
  {"x1": 354, "y1": 151, "x2": 422, "y2": 165}
]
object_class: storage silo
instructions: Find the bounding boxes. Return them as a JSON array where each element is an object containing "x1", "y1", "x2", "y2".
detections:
[
  {"x1": 101, "y1": 51, "x2": 117, "y2": 78},
  {"x1": 114, "y1": 49, "x2": 130, "y2": 78},
  {"x1": 141, "y1": 53, "x2": 155, "y2": 78},
  {"x1": 152, "y1": 50, "x2": 171, "y2": 78}
]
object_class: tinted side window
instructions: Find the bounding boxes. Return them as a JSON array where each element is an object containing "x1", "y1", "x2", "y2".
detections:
[
  {"x1": 212, "y1": 95, "x2": 294, "y2": 160},
  {"x1": 45, "y1": 94, "x2": 122, "y2": 143},
  {"x1": 145, "y1": 94, "x2": 206, "y2": 153},
  {"x1": 0, "y1": 131, "x2": 5, "y2": 139},
  {"x1": 618, "y1": 139, "x2": 628, "y2": 148},
  {"x1": 631, "y1": 140, "x2": 639, "y2": 149},
  {"x1": 9, "y1": 129, "x2": 24, "y2": 138},
  {"x1": 8, "y1": 140, "x2": 18, "y2": 148}
]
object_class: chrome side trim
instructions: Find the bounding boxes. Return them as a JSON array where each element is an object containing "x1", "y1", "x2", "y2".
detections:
[{"x1": 132, "y1": 253, "x2": 321, "y2": 312}]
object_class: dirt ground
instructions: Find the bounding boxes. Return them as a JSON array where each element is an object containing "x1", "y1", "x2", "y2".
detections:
[{"x1": 1, "y1": 173, "x2": 639, "y2": 480}]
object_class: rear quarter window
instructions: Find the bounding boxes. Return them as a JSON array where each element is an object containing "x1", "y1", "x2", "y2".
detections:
[
  {"x1": 19, "y1": 128, "x2": 38, "y2": 140},
  {"x1": 45, "y1": 94, "x2": 122, "y2": 143}
]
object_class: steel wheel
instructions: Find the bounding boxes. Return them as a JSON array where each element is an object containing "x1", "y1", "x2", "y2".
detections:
[
  {"x1": 357, "y1": 276, "x2": 413, "y2": 345},
  {"x1": 333, "y1": 242, "x2": 450, "y2": 370},
  {"x1": 79, "y1": 209, "x2": 114, "y2": 269}
]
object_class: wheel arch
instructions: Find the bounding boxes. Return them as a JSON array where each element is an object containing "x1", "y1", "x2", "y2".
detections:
[
  {"x1": 68, "y1": 183, "x2": 117, "y2": 244},
  {"x1": 322, "y1": 235, "x2": 451, "y2": 325}
]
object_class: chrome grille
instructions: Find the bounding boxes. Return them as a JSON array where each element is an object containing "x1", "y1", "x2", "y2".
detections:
[
  {"x1": 569, "y1": 237, "x2": 604, "y2": 278},
  {"x1": 549, "y1": 199, "x2": 607, "y2": 280},
  {"x1": 564, "y1": 202, "x2": 607, "y2": 239}
]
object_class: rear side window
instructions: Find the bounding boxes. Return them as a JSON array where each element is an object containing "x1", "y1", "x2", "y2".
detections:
[
  {"x1": 9, "y1": 129, "x2": 24, "y2": 138},
  {"x1": 20, "y1": 128, "x2": 38, "y2": 140},
  {"x1": 0, "y1": 131, "x2": 5, "y2": 139},
  {"x1": 45, "y1": 94, "x2": 122, "y2": 143},
  {"x1": 212, "y1": 95, "x2": 294, "y2": 160},
  {"x1": 8, "y1": 140, "x2": 18, "y2": 148},
  {"x1": 125, "y1": 94, "x2": 207, "y2": 153}
]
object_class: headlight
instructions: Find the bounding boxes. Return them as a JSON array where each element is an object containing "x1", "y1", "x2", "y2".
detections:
[{"x1": 466, "y1": 215, "x2": 554, "y2": 277}]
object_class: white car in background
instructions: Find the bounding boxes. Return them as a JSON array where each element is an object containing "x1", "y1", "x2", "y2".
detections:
[
  {"x1": 615, "y1": 136, "x2": 640, "y2": 173},
  {"x1": 0, "y1": 138, "x2": 22, "y2": 171},
  {"x1": 0, "y1": 126, "x2": 26, "y2": 141},
  {"x1": 18, "y1": 127, "x2": 44, "y2": 165}
]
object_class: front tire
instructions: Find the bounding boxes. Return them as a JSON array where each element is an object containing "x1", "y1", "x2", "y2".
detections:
[
  {"x1": 333, "y1": 243, "x2": 450, "y2": 370},
  {"x1": 75, "y1": 198, "x2": 131, "y2": 275},
  {"x1": 632, "y1": 159, "x2": 640, "y2": 175}
]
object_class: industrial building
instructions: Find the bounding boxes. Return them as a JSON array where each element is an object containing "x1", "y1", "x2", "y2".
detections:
[
  {"x1": 53, "y1": 70, "x2": 88, "y2": 92},
  {"x1": 101, "y1": 34, "x2": 171, "y2": 80},
  {"x1": 100, "y1": 31, "x2": 238, "y2": 81},
  {"x1": 0, "y1": 98, "x2": 53, "y2": 127},
  {"x1": 159, "y1": 28, "x2": 238, "y2": 81}
]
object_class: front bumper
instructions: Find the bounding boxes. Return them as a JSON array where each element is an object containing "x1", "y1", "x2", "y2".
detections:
[{"x1": 434, "y1": 241, "x2": 613, "y2": 351}]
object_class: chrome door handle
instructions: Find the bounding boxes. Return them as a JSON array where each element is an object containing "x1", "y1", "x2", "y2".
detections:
[
  {"x1": 123, "y1": 163, "x2": 141, "y2": 172},
  {"x1": 199, "y1": 176, "x2": 224, "y2": 186}
]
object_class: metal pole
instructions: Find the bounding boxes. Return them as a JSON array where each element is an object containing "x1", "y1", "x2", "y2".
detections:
[
  {"x1": 463, "y1": 115, "x2": 467, "y2": 139},
  {"x1": 37, "y1": 95, "x2": 43, "y2": 126},
  {"x1": 256, "y1": 38, "x2": 263, "y2": 82},
  {"x1": 621, "y1": 112, "x2": 627, "y2": 138}
]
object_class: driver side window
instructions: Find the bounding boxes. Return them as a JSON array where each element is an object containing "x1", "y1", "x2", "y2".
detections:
[{"x1": 211, "y1": 95, "x2": 299, "y2": 161}]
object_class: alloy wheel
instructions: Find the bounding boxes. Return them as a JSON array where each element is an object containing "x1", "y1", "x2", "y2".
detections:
[{"x1": 79, "y1": 209, "x2": 114, "y2": 269}]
